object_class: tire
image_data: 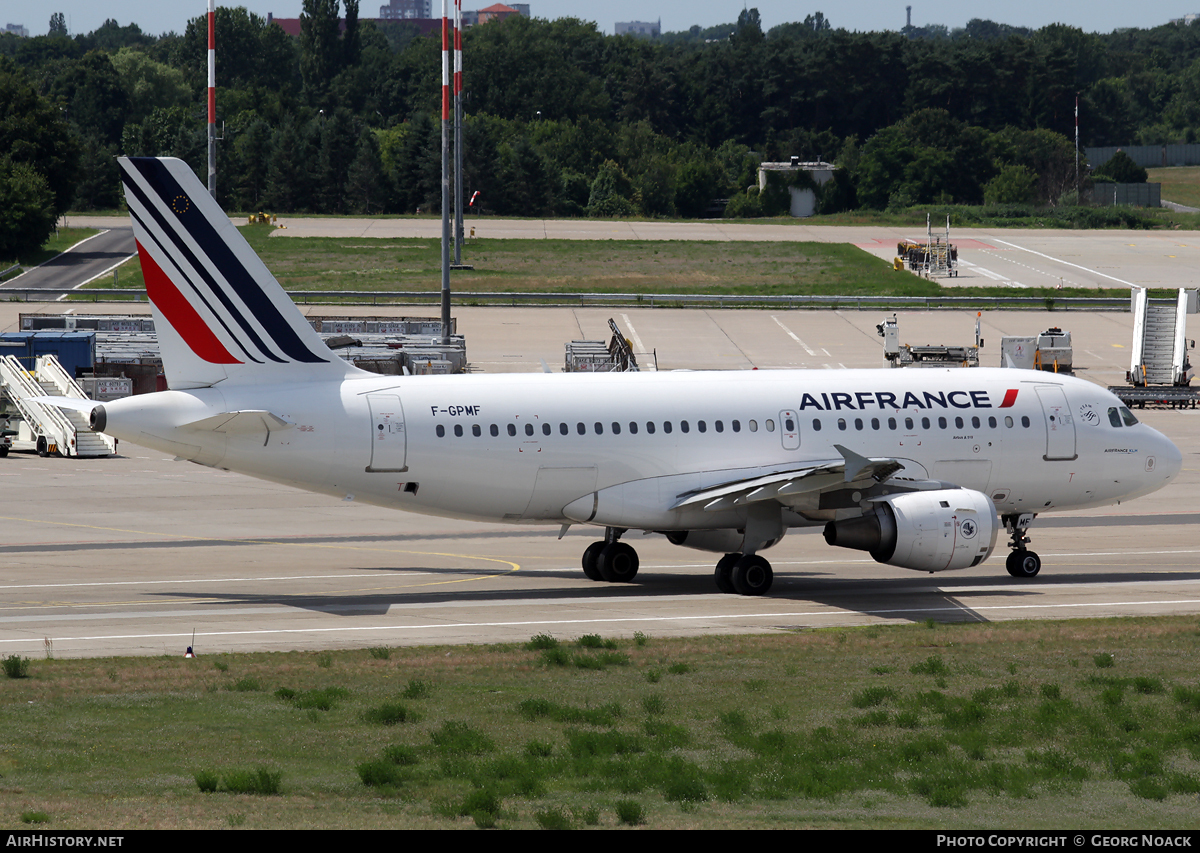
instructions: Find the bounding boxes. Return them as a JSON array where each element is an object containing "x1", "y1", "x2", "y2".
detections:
[
  {"x1": 731, "y1": 554, "x2": 773, "y2": 596},
  {"x1": 596, "y1": 541, "x2": 639, "y2": 583},
  {"x1": 0, "y1": 446, "x2": 8, "y2": 458},
  {"x1": 581, "y1": 540, "x2": 606, "y2": 581},
  {"x1": 36, "y1": 437, "x2": 47, "y2": 458},
  {"x1": 714, "y1": 553, "x2": 738, "y2": 594},
  {"x1": 1006, "y1": 550, "x2": 1041, "y2": 578}
]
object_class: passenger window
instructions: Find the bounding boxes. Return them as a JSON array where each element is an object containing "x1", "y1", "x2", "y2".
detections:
[
  {"x1": 838, "y1": 418, "x2": 847, "y2": 431},
  {"x1": 954, "y1": 417, "x2": 964, "y2": 429},
  {"x1": 888, "y1": 417, "x2": 896, "y2": 430},
  {"x1": 542, "y1": 423, "x2": 551, "y2": 436},
  {"x1": 436, "y1": 425, "x2": 445, "y2": 437},
  {"x1": 1021, "y1": 416, "x2": 1031, "y2": 428},
  {"x1": 715, "y1": 420, "x2": 723, "y2": 433},
  {"x1": 938, "y1": 417, "x2": 947, "y2": 429},
  {"x1": 748, "y1": 419, "x2": 758, "y2": 432},
  {"x1": 612, "y1": 422, "x2": 621, "y2": 435},
  {"x1": 854, "y1": 418, "x2": 863, "y2": 430},
  {"x1": 454, "y1": 425, "x2": 463, "y2": 437},
  {"x1": 1120, "y1": 406, "x2": 1139, "y2": 426},
  {"x1": 489, "y1": 424, "x2": 498, "y2": 437},
  {"x1": 988, "y1": 416, "x2": 997, "y2": 428},
  {"x1": 526, "y1": 423, "x2": 535, "y2": 436},
  {"x1": 812, "y1": 419, "x2": 822, "y2": 431},
  {"x1": 594, "y1": 422, "x2": 603, "y2": 434},
  {"x1": 680, "y1": 420, "x2": 689, "y2": 433},
  {"x1": 1005, "y1": 416, "x2": 1013, "y2": 428},
  {"x1": 507, "y1": 424, "x2": 516, "y2": 436},
  {"x1": 577, "y1": 422, "x2": 586, "y2": 435},
  {"x1": 905, "y1": 417, "x2": 913, "y2": 430},
  {"x1": 559, "y1": 423, "x2": 568, "y2": 435},
  {"x1": 921, "y1": 417, "x2": 930, "y2": 429},
  {"x1": 663, "y1": 421, "x2": 673, "y2": 434},
  {"x1": 766, "y1": 419, "x2": 775, "y2": 432},
  {"x1": 732, "y1": 420, "x2": 741, "y2": 432},
  {"x1": 971, "y1": 416, "x2": 980, "y2": 429},
  {"x1": 783, "y1": 418, "x2": 794, "y2": 432},
  {"x1": 472, "y1": 425, "x2": 481, "y2": 437},
  {"x1": 629, "y1": 421, "x2": 639, "y2": 434},
  {"x1": 646, "y1": 422, "x2": 656, "y2": 434},
  {"x1": 698, "y1": 421, "x2": 707, "y2": 433},
  {"x1": 870, "y1": 418, "x2": 880, "y2": 430}
]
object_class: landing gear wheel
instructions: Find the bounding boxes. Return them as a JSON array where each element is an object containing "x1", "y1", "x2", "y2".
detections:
[
  {"x1": 1006, "y1": 550, "x2": 1041, "y2": 578},
  {"x1": 714, "y1": 553, "x2": 738, "y2": 594},
  {"x1": 731, "y1": 554, "x2": 773, "y2": 596},
  {"x1": 597, "y1": 541, "x2": 639, "y2": 583},
  {"x1": 581, "y1": 541, "x2": 606, "y2": 581}
]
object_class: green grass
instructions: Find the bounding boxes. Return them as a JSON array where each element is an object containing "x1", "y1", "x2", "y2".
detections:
[
  {"x1": 3, "y1": 619, "x2": 1200, "y2": 828},
  {"x1": 85, "y1": 231, "x2": 1117, "y2": 304},
  {"x1": 1148, "y1": 166, "x2": 1200, "y2": 209}
]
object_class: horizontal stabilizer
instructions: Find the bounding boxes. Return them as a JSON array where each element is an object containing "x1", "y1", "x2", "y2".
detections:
[{"x1": 182, "y1": 410, "x2": 294, "y2": 434}]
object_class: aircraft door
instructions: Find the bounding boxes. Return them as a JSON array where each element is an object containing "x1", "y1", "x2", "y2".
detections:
[
  {"x1": 1035, "y1": 385, "x2": 1076, "y2": 461},
  {"x1": 366, "y1": 394, "x2": 408, "y2": 472},
  {"x1": 779, "y1": 409, "x2": 800, "y2": 450}
]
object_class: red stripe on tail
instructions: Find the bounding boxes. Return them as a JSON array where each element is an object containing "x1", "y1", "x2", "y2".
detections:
[{"x1": 136, "y1": 240, "x2": 242, "y2": 364}]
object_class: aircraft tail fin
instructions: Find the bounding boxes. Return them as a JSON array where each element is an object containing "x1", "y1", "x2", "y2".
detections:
[{"x1": 118, "y1": 156, "x2": 358, "y2": 388}]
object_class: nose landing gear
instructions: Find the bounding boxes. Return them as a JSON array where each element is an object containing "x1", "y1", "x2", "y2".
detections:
[{"x1": 1002, "y1": 513, "x2": 1041, "y2": 578}]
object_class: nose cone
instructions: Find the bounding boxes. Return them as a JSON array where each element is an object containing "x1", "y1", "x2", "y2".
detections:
[{"x1": 1156, "y1": 429, "x2": 1183, "y2": 485}]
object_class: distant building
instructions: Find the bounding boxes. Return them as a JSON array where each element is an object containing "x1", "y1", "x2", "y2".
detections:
[
  {"x1": 379, "y1": 0, "x2": 432, "y2": 20},
  {"x1": 478, "y1": 4, "x2": 520, "y2": 24},
  {"x1": 616, "y1": 20, "x2": 660, "y2": 38},
  {"x1": 4, "y1": 23, "x2": 28, "y2": 37},
  {"x1": 758, "y1": 159, "x2": 836, "y2": 218},
  {"x1": 1171, "y1": 13, "x2": 1200, "y2": 24}
]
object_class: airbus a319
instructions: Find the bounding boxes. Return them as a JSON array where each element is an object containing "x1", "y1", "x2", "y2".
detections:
[{"x1": 43, "y1": 158, "x2": 1182, "y2": 596}]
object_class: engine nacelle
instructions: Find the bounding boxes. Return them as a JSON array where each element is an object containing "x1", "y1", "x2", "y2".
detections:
[
  {"x1": 823, "y1": 488, "x2": 997, "y2": 572},
  {"x1": 664, "y1": 529, "x2": 784, "y2": 554}
]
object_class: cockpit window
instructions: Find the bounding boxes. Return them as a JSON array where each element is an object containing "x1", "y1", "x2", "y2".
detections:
[
  {"x1": 1108, "y1": 407, "x2": 1122, "y2": 428},
  {"x1": 1120, "y1": 406, "x2": 1139, "y2": 427}
]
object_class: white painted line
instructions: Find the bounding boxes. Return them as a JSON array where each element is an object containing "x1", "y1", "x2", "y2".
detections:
[
  {"x1": 989, "y1": 237, "x2": 1139, "y2": 287},
  {"x1": 772, "y1": 316, "x2": 816, "y2": 355},
  {"x1": 9, "y1": 598, "x2": 1200, "y2": 647},
  {"x1": 619, "y1": 313, "x2": 653, "y2": 370}
]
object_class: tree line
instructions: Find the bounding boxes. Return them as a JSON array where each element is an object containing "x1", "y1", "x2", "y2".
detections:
[{"x1": 4, "y1": 4, "x2": 1200, "y2": 255}]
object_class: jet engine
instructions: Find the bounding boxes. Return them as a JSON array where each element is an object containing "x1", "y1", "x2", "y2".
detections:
[
  {"x1": 664, "y1": 529, "x2": 784, "y2": 554},
  {"x1": 822, "y1": 489, "x2": 997, "y2": 572}
]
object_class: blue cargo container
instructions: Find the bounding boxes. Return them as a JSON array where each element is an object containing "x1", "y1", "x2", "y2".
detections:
[{"x1": 0, "y1": 332, "x2": 95, "y2": 377}]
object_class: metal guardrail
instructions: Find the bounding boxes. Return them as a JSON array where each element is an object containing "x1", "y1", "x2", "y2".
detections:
[{"x1": 2, "y1": 287, "x2": 1135, "y2": 310}]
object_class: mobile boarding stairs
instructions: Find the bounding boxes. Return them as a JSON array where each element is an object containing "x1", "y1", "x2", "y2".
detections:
[{"x1": 0, "y1": 354, "x2": 115, "y2": 457}]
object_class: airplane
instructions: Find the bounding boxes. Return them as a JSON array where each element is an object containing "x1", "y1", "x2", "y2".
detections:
[{"x1": 41, "y1": 157, "x2": 1183, "y2": 596}]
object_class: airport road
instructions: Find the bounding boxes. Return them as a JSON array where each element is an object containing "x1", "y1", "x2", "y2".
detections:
[
  {"x1": 1, "y1": 295, "x2": 1198, "y2": 658},
  {"x1": 2, "y1": 227, "x2": 135, "y2": 293}
]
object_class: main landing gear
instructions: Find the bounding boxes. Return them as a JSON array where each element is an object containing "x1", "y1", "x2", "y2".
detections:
[
  {"x1": 714, "y1": 553, "x2": 773, "y2": 596},
  {"x1": 579, "y1": 530, "x2": 774, "y2": 595},
  {"x1": 581, "y1": 529, "x2": 640, "y2": 583},
  {"x1": 1002, "y1": 513, "x2": 1041, "y2": 578}
]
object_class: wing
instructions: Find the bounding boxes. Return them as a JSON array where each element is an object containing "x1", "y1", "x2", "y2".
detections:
[{"x1": 670, "y1": 445, "x2": 906, "y2": 513}]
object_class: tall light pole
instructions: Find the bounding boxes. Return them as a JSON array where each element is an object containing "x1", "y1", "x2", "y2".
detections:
[
  {"x1": 453, "y1": 0, "x2": 464, "y2": 265},
  {"x1": 440, "y1": 0, "x2": 451, "y2": 345},
  {"x1": 207, "y1": 0, "x2": 216, "y2": 198}
]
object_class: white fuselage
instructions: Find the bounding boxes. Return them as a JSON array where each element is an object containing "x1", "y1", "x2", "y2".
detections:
[{"x1": 98, "y1": 367, "x2": 1181, "y2": 534}]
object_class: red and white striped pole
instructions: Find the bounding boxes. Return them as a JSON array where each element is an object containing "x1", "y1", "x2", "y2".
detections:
[
  {"x1": 453, "y1": 0, "x2": 464, "y2": 263},
  {"x1": 207, "y1": 0, "x2": 216, "y2": 198},
  {"x1": 440, "y1": 0, "x2": 451, "y2": 344}
]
